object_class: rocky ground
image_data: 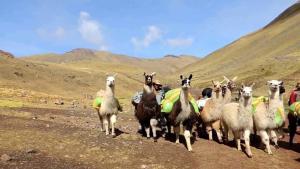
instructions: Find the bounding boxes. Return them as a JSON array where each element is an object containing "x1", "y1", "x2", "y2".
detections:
[{"x1": 0, "y1": 107, "x2": 299, "y2": 169}]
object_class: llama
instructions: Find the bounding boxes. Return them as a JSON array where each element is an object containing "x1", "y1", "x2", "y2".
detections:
[
  {"x1": 164, "y1": 74, "x2": 198, "y2": 151},
  {"x1": 221, "y1": 83, "x2": 255, "y2": 158},
  {"x1": 135, "y1": 72, "x2": 160, "y2": 141},
  {"x1": 222, "y1": 76, "x2": 238, "y2": 104},
  {"x1": 253, "y1": 80, "x2": 286, "y2": 154},
  {"x1": 99, "y1": 75, "x2": 122, "y2": 136},
  {"x1": 200, "y1": 80, "x2": 225, "y2": 142}
]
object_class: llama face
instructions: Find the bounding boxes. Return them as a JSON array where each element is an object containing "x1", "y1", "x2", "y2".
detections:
[
  {"x1": 267, "y1": 80, "x2": 283, "y2": 92},
  {"x1": 106, "y1": 76, "x2": 115, "y2": 87},
  {"x1": 223, "y1": 76, "x2": 237, "y2": 90},
  {"x1": 180, "y1": 74, "x2": 192, "y2": 89},
  {"x1": 241, "y1": 86, "x2": 253, "y2": 98},
  {"x1": 144, "y1": 72, "x2": 155, "y2": 85},
  {"x1": 212, "y1": 80, "x2": 222, "y2": 92}
]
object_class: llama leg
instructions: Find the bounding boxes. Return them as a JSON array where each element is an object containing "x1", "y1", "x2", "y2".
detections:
[
  {"x1": 174, "y1": 125, "x2": 180, "y2": 144},
  {"x1": 222, "y1": 123, "x2": 229, "y2": 143},
  {"x1": 150, "y1": 118, "x2": 158, "y2": 142},
  {"x1": 206, "y1": 123, "x2": 213, "y2": 141},
  {"x1": 212, "y1": 120, "x2": 222, "y2": 143},
  {"x1": 100, "y1": 116, "x2": 104, "y2": 132},
  {"x1": 270, "y1": 130, "x2": 279, "y2": 149},
  {"x1": 103, "y1": 116, "x2": 109, "y2": 135},
  {"x1": 259, "y1": 130, "x2": 272, "y2": 155},
  {"x1": 233, "y1": 131, "x2": 241, "y2": 151},
  {"x1": 145, "y1": 127, "x2": 150, "y2": 139},
  {"x1": 96, "y1": 110, "x2": 104, "y2": 132},
  {"x1": 110, "y1": 114, "x2": 117, "y2": 137},
  {"x1": 244, "y1": 129, "x2": 253, "y2": 158},
  {"x1": 184, "y1": 130, "x2": 192, "y2": 151},
  {"x1": 215, "y1": 129, "x2": 223, "y2": 143}
]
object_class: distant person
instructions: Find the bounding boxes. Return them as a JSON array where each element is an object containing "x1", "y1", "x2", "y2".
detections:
[
  {"x1": 288, "y1": 82, "x2": 300, "y2": 106},
  {"x1": 197, "y1": 88, "x2": 212, "y2": 112},
  {"x1": 288, "y1": 82, "x2": 300, "y2": 145},
  {"x1": 153, "y1": 80, "x2": 163, "y2": 104}
]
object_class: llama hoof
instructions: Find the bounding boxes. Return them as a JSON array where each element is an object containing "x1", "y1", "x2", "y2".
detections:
[
  {"x1": 147, "y1": 137, "x2": 150, "y2": 140},
  {"x1": 154, "y1": 139, "x2": 158, "y2": 143},
  {"x1": 247, "y1": 154, "x2": 253, "y2": 158},
  {"x1": 188, "y1": 148, "x2": 193, "y2": 152},
  {"x1": 274, "y1": 145, "x2": 279, "y2": 149}
]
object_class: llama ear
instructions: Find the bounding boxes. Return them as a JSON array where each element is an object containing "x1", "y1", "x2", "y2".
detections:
[
  {"x1": 180, "y1": 75, "x2": 183, "y2": 80},
  {"x1": 151, "y1": 72, "x2": 156, "y2": 76},
  {"x1": 232, "y1": 76, "x2": 238, "y2": 82},
  {"x1": 113, "y1": 73, "x2": 118, "y2": 77},
  {"x1": 143, "y1": 72, "x2": 146, "y2": 76},
  {"x1": 105, "y1": 73, "x2": 109, "y2": 77},
  {"x1": 188, "y1": 74, "x2": 193, "y2": 80},
  {"x1": 223, "y1": 76, "x2": 230, "y2": 82},
  {"x1": 250, "y1": 83, "x2": 255, "y2": 88},
  {"x1": 212, "y1": 80, "x2": 215, "y2": 85}
]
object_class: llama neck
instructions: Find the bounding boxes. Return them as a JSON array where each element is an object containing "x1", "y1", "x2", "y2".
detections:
[
  {"x1": 268, "y1": 89, "x2": 284, "y2": 113},
  {"x1": 223, "y1": 88, "x2": 232, "y2": 103},
  {"x1": 238, "y1": 96, "x2": 252, "y2": 116},
  {"x1": 180, "y1": 88, "x2": 189, "y2": 105},
  {"x1": 239, "y1": 97, "x2": 252, "y2": 109},
  {"x1": 105, "y1": 85, "x2": 115, "y2": 97},
  {"x1": 143, "y1": 84, "x2": 153, "y2": 94},
  {"x1": 212, "y1": 90, "x2": 222, "y2": 102}
]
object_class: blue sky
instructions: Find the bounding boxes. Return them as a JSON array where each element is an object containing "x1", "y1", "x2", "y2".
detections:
[{"x1": 0, "y1": 0, "x2": 296, "y2": 57}]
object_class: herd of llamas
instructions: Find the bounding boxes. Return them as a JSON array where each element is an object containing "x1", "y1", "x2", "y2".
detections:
[{"x1": 93, "y1": 72, "x2": 299, "y2": 158}]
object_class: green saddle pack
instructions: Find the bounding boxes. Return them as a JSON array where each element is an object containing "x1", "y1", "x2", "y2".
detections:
[
  {"x1": 161, "y1": 88, "x2": 199, "y2": 114},
  {"x1": 252, "y1": 96, "x2": 285, "y2": 125},
  {"x1": 290, "y1": 101, "x2": 300, "y2": 117},
  {"x1": 93, "y1": 97, "x2": 103, "y2": 109}
]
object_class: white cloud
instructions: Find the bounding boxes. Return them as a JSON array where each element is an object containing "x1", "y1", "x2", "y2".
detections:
[
  {"x1": 78, "y1": 11, "x2": 107, "y2": 50},
  {"x1": 165, "y1": 38, "x2": 194, "y2": 47},
  {"x1": 37, "y1": 26, "x2": 66, "y2": 39},
  {"x1": 131, "y1": 25, "x2": 162, "y2": 49}
]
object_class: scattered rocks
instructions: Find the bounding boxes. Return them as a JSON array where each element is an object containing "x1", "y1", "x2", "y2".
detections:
[
  {"x1": 1, "y1": 154, "x2": 12, "y2": 162},
  {"x1": 54, "y1": 99, "x2": 64, "y2": 105},
  {"x1": 46, "y1": 124, "x2": 50, "y2": 128},
  {"x1": 14, "y1": 72, "x2": 23, "y2": 77},
  {"x1": 40, "y1": 99, "x2": 47, "y2": 104},
  {"x1": 140, "y1": 164, "x2": 147, "y2": 169},
  {"x1": 26, "y1": 149, "x2": 38, "y2": 154}
]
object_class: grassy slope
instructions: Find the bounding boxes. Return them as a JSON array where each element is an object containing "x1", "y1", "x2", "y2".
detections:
[
  {"x1": 180, "y1": 2, "x2": 300, "y2": 95},
  {"x1": 1, "y1": 50, "x2": 198, "y2": 107}
]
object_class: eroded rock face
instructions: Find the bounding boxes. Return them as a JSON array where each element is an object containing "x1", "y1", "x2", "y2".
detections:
[{"x1": 0, "y1": 50, "x2": 14, "y2": 59}]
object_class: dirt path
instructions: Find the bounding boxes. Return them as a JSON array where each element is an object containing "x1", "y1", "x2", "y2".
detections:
[{"x1": 0, "y1": 107, "x2": 299, "y2": 169}]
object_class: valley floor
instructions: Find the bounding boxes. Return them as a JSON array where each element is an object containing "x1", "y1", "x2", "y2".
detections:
[{"x1": 0, "y1": 107, "x2": 299, "y2": 169}]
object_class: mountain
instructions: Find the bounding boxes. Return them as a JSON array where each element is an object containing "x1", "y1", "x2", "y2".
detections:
[
  {"x1": 1, "y1": 48, "x2": 198, "y2": 106},
  {"x1": 23, "y1": 48, "x2": 198, "y2": 75},
  {"x1": 180, "y1": 2, "x2": 300, "y2": 95}
]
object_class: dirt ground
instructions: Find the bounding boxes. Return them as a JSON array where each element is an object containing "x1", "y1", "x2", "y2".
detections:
[{"x1": 0, "y1": 107, "x2": 299, "y2": 169}]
